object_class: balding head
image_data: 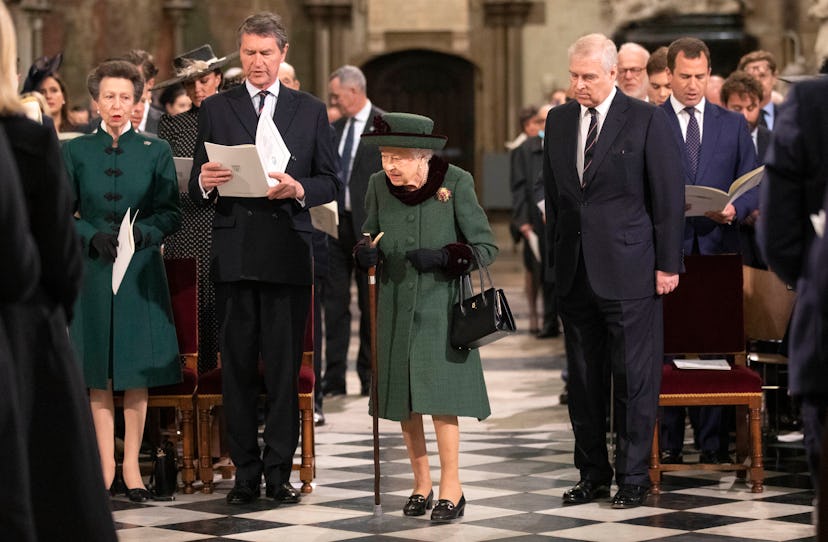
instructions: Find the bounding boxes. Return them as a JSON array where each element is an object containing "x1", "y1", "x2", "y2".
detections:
[
  {"x1": 617, "y1": 42, "x2": 650, "y2": 100},
  {"x1": 279, "y1": 61, "x2": 300, "y2": 90}
]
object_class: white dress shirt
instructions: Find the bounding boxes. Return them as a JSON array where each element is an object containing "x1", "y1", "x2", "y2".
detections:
[
  {"x1": 669, "y1": 94, "x2": 706, "y2": 142},
  {"x1": 577, "y1": 86, "x2": 616, "y2": 181}
]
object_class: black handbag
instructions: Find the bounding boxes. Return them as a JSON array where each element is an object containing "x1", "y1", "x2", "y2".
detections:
[
  {"x1": 149, "y1": 439, "x2": 178, "y2": 501},
  {"x1": 450, "y1": 249, "x2": 516, "y2": 350}
]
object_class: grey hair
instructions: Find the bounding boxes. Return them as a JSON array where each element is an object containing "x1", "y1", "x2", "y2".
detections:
[
  {"x1": 329, "y1": 65, "x2": 366, "y2": 94},
  {"x1": 87, "y1": 60, "x2": 144, "y2": 102},
  {"x1": 618, "y1": 42, "x2": 650, "y2": 62},
  {"x1": 237, "y1": 12, "x2": 288, "y2": 51},
  {"x1": 568, "y1": 33, "x2": 618, "y2": 74},
  {"x1": 415, "y1": 149, "x2": 434, "y2": 160}
]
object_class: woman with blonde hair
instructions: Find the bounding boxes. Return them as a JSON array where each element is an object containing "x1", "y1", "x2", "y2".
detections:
[{"x1": 0, "y1": 3, "x2": 117, "y2": 539}]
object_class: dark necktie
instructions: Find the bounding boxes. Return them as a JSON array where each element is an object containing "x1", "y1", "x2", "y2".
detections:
[
  {"x1": 256, "y1": 90, "x2": 270, "y2": 117},
  {"x1": 582, "y1": 107, "x2": 598, "y2": 186},
  {"x1": 685, "y1": 106, "x2": 700, "y2": 180},
  {"x1": 758, "y1": 108, "x2": 768, "y2": 129},
  {"x1": 339, "y1": 118, "x2": 355, "y2": 186}
]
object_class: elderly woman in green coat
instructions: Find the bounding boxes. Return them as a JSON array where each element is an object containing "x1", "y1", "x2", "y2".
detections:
[
  {"x1": 63, "y1": 60, "x2": 181, "y2": 502},
  {"x1": 356, "y1": 113, "x2": 498, "y2": 522}
]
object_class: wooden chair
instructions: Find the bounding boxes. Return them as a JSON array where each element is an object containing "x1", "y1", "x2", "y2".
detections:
[
  {"x1": 114, "y1": 258, "x2": 199, "y2": 493},
  {"x1": 649, "y1": 254, "x2": 764, "y2": 494},
  {"x1": 196, "y1": 297, "x2": 316, "y2": 494}
]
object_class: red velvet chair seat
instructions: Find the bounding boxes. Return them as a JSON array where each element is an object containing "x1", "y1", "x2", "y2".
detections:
[{"x1": 660, "y1": 364, "x2": 762, "y2": 395}]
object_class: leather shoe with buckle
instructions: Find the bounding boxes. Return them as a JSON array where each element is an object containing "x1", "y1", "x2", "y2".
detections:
[
  {"x1": 226, "y1": 480, "x2": 260, "y2": 505},
  {"x1": 660, "y1": 450, "x2": 684, "y2": 464},
  {"x1": 562, "y1": 480, "x2": 610, "y2": 504},
  {"x1": 403, "y1": 489, "x2": 433, "y2": 516},
  {"x1": 611, "y1": 484, "x2": 649, "y2": 508},
  {"x1": 430, "y1": 494, "x2": 465, "y2": 522},
  {"x1": 265, "y1": 482, "x2": 301, "y2": 504}
]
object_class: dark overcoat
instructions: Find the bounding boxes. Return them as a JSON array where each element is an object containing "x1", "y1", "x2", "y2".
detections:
[
  {"x1": 363, "y1": 161, "x2": 498, "y2": 422},
  {"x1": 63, "y1": 127, "x2": 181, "y2": 390}
]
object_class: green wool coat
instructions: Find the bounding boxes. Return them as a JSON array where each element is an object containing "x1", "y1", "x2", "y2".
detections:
[
  {"x1": 363, "y1": 162, "x2": 498, "y2": 422},
  {"x1": 63, "y1": 127, "x2": 182, "y2": 390}
]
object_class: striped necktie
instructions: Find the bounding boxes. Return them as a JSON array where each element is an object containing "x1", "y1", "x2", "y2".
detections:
[
  {"x1": 256, "y1": 90, "x2": 270, "y2": 117},
  {"x1": 582, "y1": 107, "x2": 598, "y2": 186}
]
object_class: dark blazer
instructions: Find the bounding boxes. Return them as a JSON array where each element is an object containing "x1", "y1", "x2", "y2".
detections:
[
  {"x1": 544, "y1": 90, "x2": 684, "y2": 301},
  {"x1": 188, "y1": 84, "x2": 340, "y2": 285},
  {"x1": 0, "y1": 115, "x2": 117, "y2": 542},
  {"x1": 144, "y1": 104, "x2": 163, "y2": 135},
  {"x1": 756, "y1": 124, "x2": 771, "y2": 163},
  {"x1": 662, "y1": 100, "x2": 758, "y2": 255},
  {"x1": 510, "y1": 135, "x2": 545, "y2": 235},
  {"x1": 332, "y1": 104, "x2": 384, "y2": 237},
  {"x1": 760, "y1": 78, "x2": 828, "y2": 399}
]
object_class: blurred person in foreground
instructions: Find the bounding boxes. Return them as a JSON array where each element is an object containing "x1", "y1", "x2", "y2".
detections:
[
  {"x1": 63, "y1": 60, "x2": 181, "y2": 503},
  {"x1": 0, "y1": 5, "x2": 118, "y2": 538},
  {"x1": 356, "y1": 112, "x2": 498, "y2": 521},
  {"x1": 543, "y1": 33, "x2": 684, "y2": 509}
]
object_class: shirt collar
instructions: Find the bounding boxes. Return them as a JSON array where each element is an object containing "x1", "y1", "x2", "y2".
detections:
[
  {"x1": 353, "y1": 99, "x2": 373, "y2": 123},
  {"x1": 245, "y1": 79, "x2": 281, "y2": 100},
  {"x1": 580, "y1": 86, "x2": 616, "y2": 120},
  {"x1": 670, "y1": 95, "x2": 705, "y2": 116}
]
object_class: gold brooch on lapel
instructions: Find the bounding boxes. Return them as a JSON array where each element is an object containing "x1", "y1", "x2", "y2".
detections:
[{"x1": 435, "y1": 187, "x2": 451, "y2": 202}]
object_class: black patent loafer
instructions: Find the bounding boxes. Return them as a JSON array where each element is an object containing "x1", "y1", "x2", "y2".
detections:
[
  {"x1": 562, "y1": 480, "x2": 611, "y2": 504},
  {"x1": 430, "y1": 494, "x2": 465, "y2": 522},
  {"x1": 403, "y1": 489, "x2": 433, "y2": 516},
  {"x1": 226, "y1": 480, "x2": 261, "y2": 505},
  {"x1": 265, "y1": 482, "x2": 301, "y2": 504},
  {"x1": 126, "y1": 487, "x2": 152, "y2": 503},
  {"x1": 611, "y1": 484, "x2": 649, "y2": 509}
]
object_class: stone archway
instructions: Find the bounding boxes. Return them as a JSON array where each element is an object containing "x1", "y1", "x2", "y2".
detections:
[{"x1": 362, "y1": 49, "x2": 476, "y2": 175}]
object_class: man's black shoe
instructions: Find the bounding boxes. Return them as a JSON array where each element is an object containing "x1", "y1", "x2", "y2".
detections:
[
  {"x1": 660, "y1": 450, "x2": 683, "y2": 464},
  {"x1": 265, "y1": 482, "x2": 301, "y2": 504},
  {"x1": 611, "y1": 484, "x2": 649, "y2": 508},
  {"x1": 226, "y1": 480, "x2": 260, "y2": 504},
  {"x1": 323, "y1": 387, "x2": 346, "y2": 397},
  {"x1": 314, "y1": 411, "x2": 326, "y2": 426},
  {"x1": 562, "y1": 480, "x2": 610, "y2": 504},
  {"x1": 699, "y1": 450, "x2": 722, "y2": 464}
]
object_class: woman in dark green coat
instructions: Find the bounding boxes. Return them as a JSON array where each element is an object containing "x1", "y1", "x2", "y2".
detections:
[
  {"x1": 63, "y1": 60, "x2": 181, "y2": 502},
  {"x1": 357, "y1": 113, "x2": 498, "y2": 522}
]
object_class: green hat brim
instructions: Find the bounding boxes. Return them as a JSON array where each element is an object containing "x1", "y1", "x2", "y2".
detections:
[{"x1": 361, "y1": 132, "x2": 447, "y2": 150}]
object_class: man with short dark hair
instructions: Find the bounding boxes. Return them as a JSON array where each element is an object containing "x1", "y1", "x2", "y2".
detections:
[
  {"x1": 659, "y1": 37, "x2": 758, "y2": 465},
  {"x1": 543, "y1": 33, "x2": 684, "y2": 509},
  {"x1": 738, "y1": 50, "x2": 779, "y2": 129},
  {"x1": 646, "y1": 46, "x2": 671, "y2": 106},
  {"x1": 323, "y1": 65, "x2": 384, "y2": 397},
  {"x1": 121, "y1": 49, "x2": 162, "y2": 134},
  {"x1": 189, "y1": 11, "x2": 339, "y2": 506},
  {"x1": 721, "y1": 71, "x2": 769, "y2": 160}
]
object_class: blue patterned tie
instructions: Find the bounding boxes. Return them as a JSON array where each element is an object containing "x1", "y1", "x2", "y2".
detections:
[
  {"x1": 685, "y1": 106, "x2": 700, "y2": 180},
  {"x1": 582, "y1": 107, "x2": 598, "y2": 186},
  {"x1": 256, "y1": 90, "x2": 269, "y2": 117}
]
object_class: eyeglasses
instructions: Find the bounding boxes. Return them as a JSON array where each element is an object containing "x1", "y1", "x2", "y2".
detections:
[{"x1": 618, "y1": 67, "x2": 645, "y2": 76}]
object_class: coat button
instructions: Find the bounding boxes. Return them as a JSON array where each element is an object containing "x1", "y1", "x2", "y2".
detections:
[
  {"x1": 247, "y1": 210, "x2": 253, "y2": 217},
  {"x1": 406, "y1": 214, "x2": 415, "y2": 222},
  {"x1": 408, "y1": 282, "x2": 414, "y2": 290},
  {"x1": 405, "y1": 237, "x2": 414, "y2": 245}
]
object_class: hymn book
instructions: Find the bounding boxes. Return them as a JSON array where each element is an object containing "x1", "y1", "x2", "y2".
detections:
[{"x1": 685, "y1": 165, "x2": 765, "y2": 217}]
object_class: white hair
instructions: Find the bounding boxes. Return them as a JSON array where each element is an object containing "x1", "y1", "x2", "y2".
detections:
[
  {"x1": 568, "y1": 33, "x2": 618, "y2": 74},
  {"x1": 618, "y1": 42, "x2": 650, "y2": 62}
]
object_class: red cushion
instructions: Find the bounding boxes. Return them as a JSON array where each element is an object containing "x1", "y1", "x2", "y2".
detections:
[
  {"x1": 149, "y1": 366, "x2": 197, "y2": 395},
  {"x1": 298, "y1": 363, "x2": 315, "y2": 394},
  {"x1": 660, "y1": 364, "x2": 762, "y2": 395},
  {"x1": 164, "y1": 258, "x2": 198, "y2": 355}
]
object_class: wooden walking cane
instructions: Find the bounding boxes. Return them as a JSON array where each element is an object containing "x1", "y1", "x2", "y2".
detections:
[{"x1": 366, "y1": 231, "x2": 384, "y2": 516}]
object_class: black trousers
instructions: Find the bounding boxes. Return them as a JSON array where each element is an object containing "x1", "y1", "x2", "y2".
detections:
[
  {"x1": 559, "y1": 255, "x2": 662, "y2": 487},
  {"x1": 216, "y1": 281, "x2": 311, "y2": 485},
  {"x1": 322, "y1": 213, "x2": 371, "y2": 393}
]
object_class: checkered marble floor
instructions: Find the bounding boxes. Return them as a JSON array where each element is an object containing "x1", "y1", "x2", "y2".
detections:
[{"x1": 112, "y1": 428, "x2": 815, "y2": 541}]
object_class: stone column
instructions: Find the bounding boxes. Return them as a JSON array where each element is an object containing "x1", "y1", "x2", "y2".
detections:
[
  {"x1": 17, "y1": 0, "x2": 51, "y2": 74},
  {"x1": 164, "y1": 0, "x2": 194, "y2": 57},
  {"x1": 482, "y1": 0, "x2": 535, "y2": 148},
  {"x1": 304, "y1": 0, "x2": 353, "y2": 98}
]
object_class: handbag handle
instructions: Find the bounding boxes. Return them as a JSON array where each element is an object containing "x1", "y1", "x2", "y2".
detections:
[{"x1": 457, "y1": 246, "x2": 495, "y2": 314}]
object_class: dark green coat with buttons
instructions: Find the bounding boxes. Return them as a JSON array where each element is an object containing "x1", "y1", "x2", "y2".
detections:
[
  {"x1": 63, "y1": 127, "x2": 182, "y2": 390},
  {"x1": 363, "y1": 162, "x2": 498, "y2": 422}
]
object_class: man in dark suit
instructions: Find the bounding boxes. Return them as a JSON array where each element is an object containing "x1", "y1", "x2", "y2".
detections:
[
  {"x1": 722, "y1": 70, "x2": 770, "y2": 268},
  {"x1": 760, "y1": 76, "x2": 828, "y2": 492},
  {"x1": 323, "y1": 65, "x2": 383, "y2": 396},
  {"x1": 659, "y1": 38, "x2": 758, "y2": 465},
  {"x1": 188, "y1": 12, "x2": 339, "y2": 505},
  {"x1": 543, "y1": 33, "x2": 684, "y2": 509}
]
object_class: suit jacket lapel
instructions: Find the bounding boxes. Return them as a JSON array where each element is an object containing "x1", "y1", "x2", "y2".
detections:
[
  {"x1": 227, "y1": 86, "x2": 258, "y2": 141},
  {"x1": 274, "y1": 87, "x2": 298, "y2": 137},
  {"x1": 584, "y1": 90, "x2": 627, "y2": 185},
  {"x1": 697, "y1": 102, "x2": 721, "y2": 184},
  {"x1": 662, "y1": 102, "x2": 693, "y2": 185}
]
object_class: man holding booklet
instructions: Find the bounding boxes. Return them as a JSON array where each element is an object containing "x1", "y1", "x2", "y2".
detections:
[
  {"x1": 659, "y1": 37, "x2": 758, "y2": 466},
  {"x1": 188, "y1": 12, "x2": 339, "y2": 506}
]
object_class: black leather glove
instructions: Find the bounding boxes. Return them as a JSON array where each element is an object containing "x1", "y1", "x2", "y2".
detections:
[
  {"x1": 406, "y1": 248, "x2": 448, "y2": 272},
  {"x1": 354, "y1": 238, "x2": 379, "y2": 271},
  {"x1": 132, "y1": 224, "x2": 143, "y2": 247},
  {"x1": 90, "y1": 232, "x2": 119, "y2": 262}
]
